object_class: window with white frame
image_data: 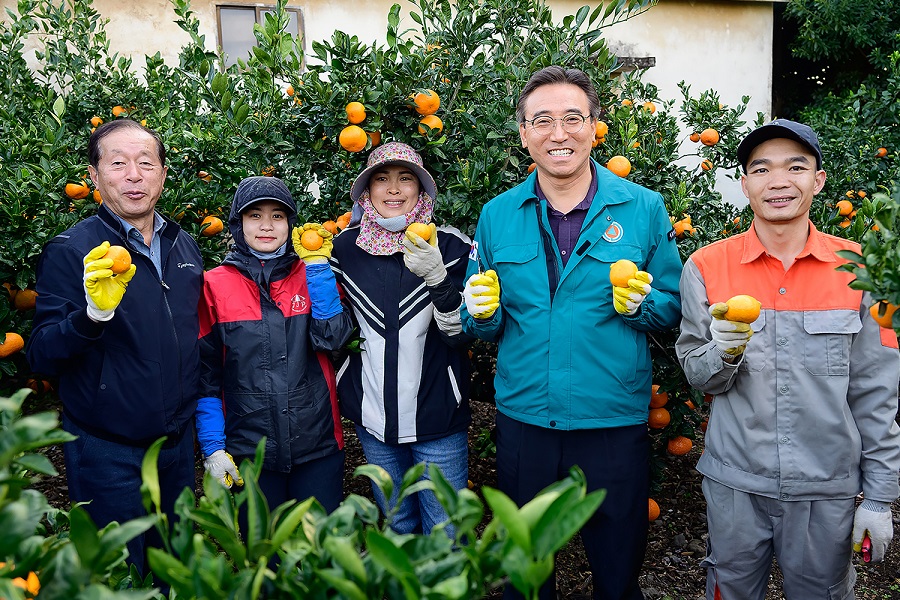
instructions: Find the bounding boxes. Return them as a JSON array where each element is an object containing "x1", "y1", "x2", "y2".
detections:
[{"x1": 217, "y1": 5, "x2": 304, "y2": 66}]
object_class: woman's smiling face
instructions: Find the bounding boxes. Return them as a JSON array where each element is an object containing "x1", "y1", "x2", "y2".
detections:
[{"x1": 368, "y1": 164, "x2": 421, "y2": 218}]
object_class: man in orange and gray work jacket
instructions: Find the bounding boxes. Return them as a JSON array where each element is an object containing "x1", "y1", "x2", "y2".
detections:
[{"x1": 676, "y1": 119, "x2": 900, "y2": 599}]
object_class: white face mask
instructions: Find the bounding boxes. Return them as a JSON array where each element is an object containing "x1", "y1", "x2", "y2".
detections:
[{"x1": 375, "y1": 215, "x2": 408, "y2": 232}]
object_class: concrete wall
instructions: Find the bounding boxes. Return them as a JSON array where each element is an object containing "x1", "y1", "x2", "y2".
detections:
[{"x1": 3, "y1": 0, "x2": 780, "y2": 204}]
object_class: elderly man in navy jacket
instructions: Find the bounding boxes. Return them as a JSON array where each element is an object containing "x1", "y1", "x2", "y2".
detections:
[{"x1": 27, "y1": 119, "x2": 203, "y2": 577}]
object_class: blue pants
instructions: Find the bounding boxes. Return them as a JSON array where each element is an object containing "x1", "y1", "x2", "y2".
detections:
[
  {"x1": 62, "y1": 414, "x2": 196, "y2": 577},
  {"x1": 495, "y1": 412, "x2": 648, "y2": 600},
  {"x1": 355, "y1": 425, "x2": 468, "y2": 537},
  {"x1": 250, "y1": 450, "x2": 345, "y2": 514}
]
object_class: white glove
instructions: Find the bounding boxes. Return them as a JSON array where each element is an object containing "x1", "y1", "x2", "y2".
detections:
[
  {"x1": 709, "y1": 303, "x2": 753, "y2": 356},
  {"x1": 464, "y1": 270, "x2": 500, "y2": 319},
  {"x1": 613, "y1": 271, "x2": 653, "y2": 315},
  {"x1": 402, "y1": 228, "x2": 447, "y2": 287},
  {"x1": 203, "y1": 450, "x2": 243, "y2": 488},
  {"x1": 853, "y1": 500, "x2": 893, "y2": 562}
]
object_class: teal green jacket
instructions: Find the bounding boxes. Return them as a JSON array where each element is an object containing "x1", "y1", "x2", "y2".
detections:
[{"x1": 461, "y1": 162, "x2": 682, "y2": 430}]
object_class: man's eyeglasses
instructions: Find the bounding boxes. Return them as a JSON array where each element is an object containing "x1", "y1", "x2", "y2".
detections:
[{"x1": 522, "y1": 113, "x2": 592, "y2": 135}]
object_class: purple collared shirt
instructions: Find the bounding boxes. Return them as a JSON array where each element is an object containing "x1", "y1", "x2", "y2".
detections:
[{"x1": 535, "y1": 163, "x2": 598, "y2": 267}]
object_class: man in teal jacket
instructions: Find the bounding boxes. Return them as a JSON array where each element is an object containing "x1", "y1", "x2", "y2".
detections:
[{"x1": 461, "y1": 66, "x2": 682, "y2": 600}]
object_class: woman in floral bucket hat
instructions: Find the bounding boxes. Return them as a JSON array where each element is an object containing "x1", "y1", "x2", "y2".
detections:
[{"x1": 331, "y1": 141, "x2": 472, "y2": 537}]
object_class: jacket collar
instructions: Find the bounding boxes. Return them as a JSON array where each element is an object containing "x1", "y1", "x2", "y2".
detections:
[
  {"x1": 514, "y1": 159, "x2": 634, "y2": 214},
  {"x1": 97, "y1": 202, "x2": 180, "y2": 244},
  {"x1": 742, "y1": 219, "x2": 836, "y2": 264}
]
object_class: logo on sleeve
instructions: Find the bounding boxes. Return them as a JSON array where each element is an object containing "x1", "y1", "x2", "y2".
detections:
[{"x1": 469, "y1": 241, "x2": 479, "y2": 262}]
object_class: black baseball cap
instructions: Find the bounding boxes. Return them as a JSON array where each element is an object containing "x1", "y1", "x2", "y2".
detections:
[{"x1": 737, "y1": 119, "x2": 823, "y2": 171}]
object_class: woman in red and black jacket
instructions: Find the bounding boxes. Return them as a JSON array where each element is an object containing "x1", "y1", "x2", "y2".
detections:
[{"x1": 195, "y1": 176, "x2": 353, "y2": 512}]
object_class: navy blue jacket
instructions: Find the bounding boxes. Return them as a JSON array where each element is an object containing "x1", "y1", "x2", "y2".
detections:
[{"x1": 26, "y1": 204, "x2": 203, "y2": 446}]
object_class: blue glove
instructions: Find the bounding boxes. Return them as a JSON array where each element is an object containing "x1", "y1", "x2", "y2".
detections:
[
  {"x1": 305, "y1": 262, "x2": 342, "y2": 320},
  {"x1": 195, "y1": 396, "x2": 226, "y2": 457}
]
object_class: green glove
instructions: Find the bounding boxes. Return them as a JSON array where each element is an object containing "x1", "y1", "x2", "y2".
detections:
[
  {"x1": 83, "y1": 241, "x2": 137, "y2": 322},
  {"x1": 292, "y1": 223, "x2": 334, "y2": 264}
]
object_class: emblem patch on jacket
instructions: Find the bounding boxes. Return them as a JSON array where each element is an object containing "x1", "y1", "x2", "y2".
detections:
[
  {"x1": 602, "y1": 222, "x2": 624, "y2": 243},
  {"x1": 290, "y1": 294, "x2": 308, "y2": 313},
  {"x1": 469, "y1": 241, "x2": 479, "y2": 263}
]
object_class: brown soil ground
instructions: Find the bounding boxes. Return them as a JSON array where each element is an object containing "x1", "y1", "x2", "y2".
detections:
[{"x1": 29, "y1": 396, "x2": 900, "y2": 599}]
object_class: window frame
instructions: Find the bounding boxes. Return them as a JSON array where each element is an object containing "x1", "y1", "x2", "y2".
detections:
[{"x1": 216, "y1": 4, "x2": 305, "y2": 66}]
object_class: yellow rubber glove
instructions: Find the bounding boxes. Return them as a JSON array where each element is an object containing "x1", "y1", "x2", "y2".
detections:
[
  {"x1": 292, "y1": 223, "x2": 334, "y2": 264},
  {"x1": 613, "y1": 270, "x2": 653, "y2": 315},
  {"x1": 83, "y1": 241, "x2": 137, "y2": 321},
  {"x1": 464, "y1": 269, "x2": 500, "y2": 318},
  {"x1": 204, "y1": 450, "x2": 244, "y2": 488},
  {"x1": 709, "y1": 302, "x2": 753, "y2": 356}
]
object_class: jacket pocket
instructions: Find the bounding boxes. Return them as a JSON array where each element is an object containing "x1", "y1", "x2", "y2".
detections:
[
  {"x1": 738, "y1": 311, "x2": 768, "y2": 373},
  {"x1": 584, "y1": 242, "x2": 643, "y2": 266},
  {"x1": 803, "y1": 311, "x2": 861, "y2": 376},
  {"x1": 492, "y1": 242, "x2": 542, "y2": 310}
]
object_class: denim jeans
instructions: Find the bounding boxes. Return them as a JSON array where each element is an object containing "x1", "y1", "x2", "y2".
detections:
[
  {"x1": 354, "y1": 426, "x2": 468, "y2": 537},
  {"x1": 62, "y1": 414, "x2": 196, "y2": 578}
]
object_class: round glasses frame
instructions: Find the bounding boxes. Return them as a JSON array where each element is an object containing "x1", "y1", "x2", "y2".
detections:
[{"x1": 522, "y1": 113, "x2": 593, "y2": 136}]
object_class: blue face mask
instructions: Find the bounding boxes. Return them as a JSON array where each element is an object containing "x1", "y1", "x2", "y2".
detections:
[{"x1": 375, "y1": 215, "x2": 408, "y2": 232}]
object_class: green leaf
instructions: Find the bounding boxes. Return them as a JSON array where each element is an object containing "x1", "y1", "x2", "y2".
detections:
[
  {"x1": 139, "y1": 437, "x2": 164, "y2": 514},
  {"x1": 52, "y1": 96, "x2": 65, "y2": 117},
  {"x1": 482, "y1": 486, "x2": 530, "y2": 552},
  {"x1": 323, "y1": 535, "x2": 367, "y2": 583},
  {"x1": 68, "y1": 505, "x2": 101, "y2": 567},
  {"x1": 365, "y1": 529, "x2": 421, "y2": 598}
]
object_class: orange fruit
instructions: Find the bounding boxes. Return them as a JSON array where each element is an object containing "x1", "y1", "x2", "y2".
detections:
[
  {"x1": 2, "y1": 283, "x2": 16, "y2": 301},
  {"x1": 648, "y1": 407, "x2": 670, "y2": 429},
  {"x1": 648, "y1": 498, "x2": 660, "y2": 521},
  {"x1": 339, "y1": 125, "x2": 368, "y2": 152},
  {"x1": 642, "y1": 101, "x2": 656, "y2": 113},
  {"x1": 699, "y1": 128, "x2": 720, "y2": 146},
  {"x1": 723, "y1": 294, "x2": 761, "y2": 323},
  {"x1": 876, "y1": 147, "x2": 887, "y2": 158},
  {"x1": 621, "y1": 99, "x2": 633, "y2": 107},
  {"x1": 26, "y1": 378, "x2": 52, "y2": 394},
  {"x1": 609, "y1": 259, "x2": 638, "y2": 288},
  {"x1": 595, "y1": 121, "x2": 609, "y2": 138},
  {"x1": 857, "y1": 190, "x2": 867, "y2": 199},
  {"x1": 93, "y1": 189, "x2": 102, "y2": 203},
  {"x1": 286, "y1": 85, "x2": 295, "y2": 97},
  {"x1": 0, "y1": 332, "x2": 25, "y2": 358},
  {"x1": 201, "y1": 216, "x2": 224, "y2": 236},
  {"x1": 300, "y1": 229, "x2": 324, "y2": 251},
  {"x1": 407, "y1": 223, "x2": 433, "y2": 240},
  {"x1": 345, "y1": 101, "x2": 366, "y2": 124},
  {"x1": 367, "y1": 131, "x2": 381, "y2": 147},
  {"x1": 103, "y1": 245, "x2": 132, "y2": 274},
  {"x1": 649, "y1": 384, "x2": 668, "y2": 408},
  {"x1": 869, "y1": 301, "x2": 899, "y2": 329},
  {"x1": 261, "y1": 165, "x2": 276, "y2": 177},
  {"x1": 701, "y1": 159, "x2": 713, "y2": 171},
  {"x1": 323, "y1": 220, "x2": 339, "y2": 235},
  {"x1": 65, "y1": 182, "x2": 91, "y2": 200},
  {"x1": 90, "y1": 116, "x2": 103, "y2": 127},
  {"x1": 112, "y1": 105, "x2": 126, "y2": 117},
  {"x1": 667, "y1": 436, "x2": 693, "y2": 456},
  {"x1": 527, "y1": 163, "x2": 537, "y2": 174},
  {"x1": 839, "y1": 218, "x2": 852, "y2": 229},
  {"x1": 689, "y1": 132, "x2": 701, "y2": 143},
  {"x1": 413, "y1": 89, "x2": 440, "y2": 115},
  {"x1": 846, "y1": 190, "x2": 856, "y2": 198},
  {"x1": 418, "y1": 114, "x2": 443, "y2": 135},
  {"x1": 700, "y1": 419, "x2": 709, "y2": 432},
  {"x1": 336, "y1": 215, "x2": 351, "y2": 230},
  {"x1": 606, "y1": 155, "x2": 631, "y2": 177},
  {"x1": 197, "y1": 170, "x2": 212, "y2": 182},
  {"x1": 835, "y1": 199, "x2": 853, "y2": 216},
  {"x1": 14, "y1": 289, "x2": 37, "y2": 311}
]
